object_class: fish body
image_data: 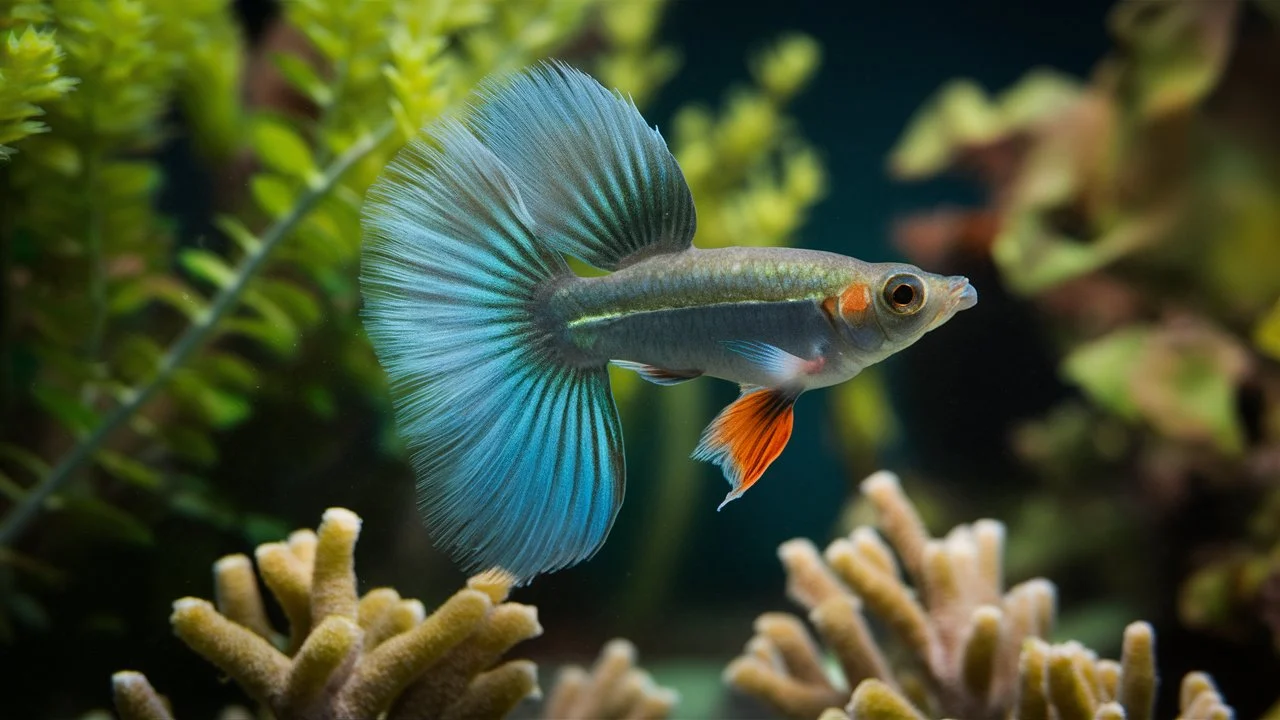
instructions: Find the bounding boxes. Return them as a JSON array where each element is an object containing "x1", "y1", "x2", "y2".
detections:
[
  {"x1": 360, "y1": 63, "x2": 976, "y2": 583},
  {"x1": 549, "y1": 246, "x2": 974, "y2": 391}
]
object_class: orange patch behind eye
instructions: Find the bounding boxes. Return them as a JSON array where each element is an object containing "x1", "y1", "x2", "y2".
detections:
[{"x1": 839, "y1": 283, "x2": 871, "y2": 315}]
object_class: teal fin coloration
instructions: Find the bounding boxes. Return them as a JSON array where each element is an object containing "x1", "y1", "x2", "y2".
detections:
[
  {"x1": 361, "y1": 111, "x2": 625, "y2": 582},
  {"x1": 467, "y1": 61, "x2": 697, "y2": 270},
  {"x1": 611, "y1": 360, "x2": 702, "y2": 386},
  {"x1": 362, "y1": 63, "x2": 698, "y2": 583}
]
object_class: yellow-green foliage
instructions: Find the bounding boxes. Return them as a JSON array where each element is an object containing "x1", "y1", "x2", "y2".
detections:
[
  {"x1": 0, "y1": 0, "x2": 640, "y2": 634},
  {"x1": 0, "y1": 23, "x2": 75, "y2": 158},
  {"x1": 1, "y1": 0, "x2": 254, "y2": 550},
  {"x1": 671, "y1": 32, "x2": 825, "y2": 250},
  {"x1": 595, "y1": 0, "x2": 679, "y2": 108}
]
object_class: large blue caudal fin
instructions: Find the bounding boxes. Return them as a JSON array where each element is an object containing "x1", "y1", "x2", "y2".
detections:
[{"x1": 360, "y1": 110, "x2": 625, "y2": 582}]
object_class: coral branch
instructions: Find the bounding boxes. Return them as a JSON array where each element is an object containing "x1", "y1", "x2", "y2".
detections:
[
  {"x1": 336, "y1": 589, "x2": 492, "y2": 717},
  {"x1": 111, "y1": 671, "x2": 174, "y2": 720},
  {"x1": 442, "y1": 659, "x2": 540, "y2": 720},
  {"x1": 310, "y1": 508, "x2": 361, "y2": 626},
  {"x1": 389, "y1": 601, "x2": 542, "y2": 719},
  {"x1": 1118, "y1": 622, "x2": 1155, "y2": 720},
  {"x1": 171, "y1": 597, "x2": 292, "y2": 705},
  {"x1": 811, "y1": 595, "x2": 893, "y2": 688},
  {"x1": 115, "y1": 507, "x2": 662, "y2": 720},
  {"x1": 846, "y1": 679, "x2": 926, "y2": 720},
  {"x1": 726, "y1": 471, "x2": 1237, "y2": 720},
  {"x1": 545, "y1": 639, "x2": 679, "y2": 720},
  {"x1": 283, "y1": 616, "x2": 361, "y2": 711},
  {"x1": 214, "y1": 554, "x2": 273, "y2": 639}
]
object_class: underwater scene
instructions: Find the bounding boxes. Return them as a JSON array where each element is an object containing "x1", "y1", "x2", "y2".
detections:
[{"x1": 3, "y1": 0, "x2": 1280, "y2": 717}]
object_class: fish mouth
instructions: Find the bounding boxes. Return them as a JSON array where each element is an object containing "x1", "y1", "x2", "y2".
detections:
[{"x1": 948, "y1": 276, "x2": 978, "y2": 311}]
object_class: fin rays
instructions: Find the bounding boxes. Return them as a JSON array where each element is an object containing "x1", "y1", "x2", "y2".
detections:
[
  {"x1": 469, "y1": 62, "x2": 696, "y2": 270},
  {"x1": 692, "y1": 388, "x2": 799, "y2": 509},
  {"x1": 361, "y1": 110, "x2": 624, "y2": 582}
]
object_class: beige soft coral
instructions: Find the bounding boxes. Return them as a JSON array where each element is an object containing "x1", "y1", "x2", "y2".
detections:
[{"x1": 111, "y1": 507, "x2": 674, "y2": 720}]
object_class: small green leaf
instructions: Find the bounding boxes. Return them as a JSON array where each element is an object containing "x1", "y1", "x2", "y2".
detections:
[
  {"x1": 259, "y1": 278, "x2": 322, "y2": 328},
  {"x1": 110, "y1": 275, "x2": 209, "y2": 320},
  {"x1": 243, "y1": 286, "x2": 300, "y2": 342},
  {"x1": 0, "y1": 471, "x2": 26, "y2": 501},
  {"x1": 0, "y1": 547, "x2": 65, "y2": 586},
  {"x1": 95, "y1": 450, "x2": 163, "y2": 490},
  {"x1": 305, "y1": 384, "x2": 336, "y2": 418},
  {"x1": 250, "y1": 116, "x2": 316, "y2": 179},
  {"x1": 272, "y1": 52, "x2": 332, "y2": 105},
  {"x1": 198, "y1": 352, "x2": 259, "y2": 392},
  {"x1": 31, "y1": 384, "x2": 100, "y2": 437},
  {"x1": 169, "y1": 475, "x2": 236, "y2": 528},
  {"x1": 1255, "y1": 297, "x2": 1280, "y2": 361},
  {"x1": 100, "y1": 161, "x2": 159, "y2": 196},
  {"x1": 28, "y1": 343, "x2": 95, "y2": 384},
  {"x1": 1065, "y1": 323, "x2": 1247, "y2": 453},
  {"x1": 51, "y1": 497, "x2": 154, "y2": 546},
  {"x1": 215, "y1": 215, "x2": 262, "y2": 255},
  {"x1": 180, "y1": 248, "x2": 237, "y2": 290},
  {"x1": 221, "y1": 316, "x2": 296, "y2": 357},
  {"x1": 160, "y1": 426, "x2": 218, "y2": 465},
  {"x1": 171, "y1": 371, "x2": 253, "y2": 429},
  {"x1": 250, "y1": 173, "x2": 296, "y2": 218},
  {"x1": 112, "y1": 334, "x2": 165, "y2": 383},
  {"x1": 0, "y1": 443, "x2": 51, "y2": 480},
  {"x1": 1062, "y1": 328, "x2": 1151, "y2": 420}
]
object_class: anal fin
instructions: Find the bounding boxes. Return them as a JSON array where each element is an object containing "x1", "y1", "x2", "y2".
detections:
[
  {"x1": 612, "y1": 360, "x2": 702, "y2": 386},
  {"x1": 692, "y1": 387, "x2": 799, "y2": 510}
]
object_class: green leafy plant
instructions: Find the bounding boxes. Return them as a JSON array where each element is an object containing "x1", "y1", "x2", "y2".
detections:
[{"x1": 0, "y1": 0, "x2": 644, "y2": 638}]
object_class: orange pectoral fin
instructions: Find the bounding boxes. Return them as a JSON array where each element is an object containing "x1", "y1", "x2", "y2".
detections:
[{"x1": 692, "y1": 387, "x2": 798, "y2": 510}]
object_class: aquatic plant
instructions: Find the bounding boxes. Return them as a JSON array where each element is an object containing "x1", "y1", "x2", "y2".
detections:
[
  {"x1": 887, "y1": 0, "x2": 1280, "y2": 657},
  {"x1": 110, "y1": 506, "x2": 675, "y2": 720},
  {"x1": 0, "y1": 0, "x2": 642, "y2": 638},
  {"x1": 724, "y1": 471, "x2": 1236, "y2": 719}
]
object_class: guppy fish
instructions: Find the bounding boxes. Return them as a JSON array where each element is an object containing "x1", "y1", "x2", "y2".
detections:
[{"x1": 360, "y1": 63, "x2": 976, "y2": 583}]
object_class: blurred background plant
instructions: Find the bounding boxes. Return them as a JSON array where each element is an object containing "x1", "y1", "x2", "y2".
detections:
[{"x1": 887, "y1": 0, "x2": 1280, "y2": 710}]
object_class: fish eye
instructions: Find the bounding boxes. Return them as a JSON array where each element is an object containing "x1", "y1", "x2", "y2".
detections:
[{"x1": 883, "y1": 274, "x2": 925, "y2": 314}]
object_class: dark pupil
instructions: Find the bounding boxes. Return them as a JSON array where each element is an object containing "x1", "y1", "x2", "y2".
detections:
[{"x1": 891, "y1": 284, "x2": 915, "y2": 306}]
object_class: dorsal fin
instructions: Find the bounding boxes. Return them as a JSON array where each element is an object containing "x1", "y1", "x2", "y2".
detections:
[{"x1": 467, "y1": 62, "x2": 696, "y2": 270}]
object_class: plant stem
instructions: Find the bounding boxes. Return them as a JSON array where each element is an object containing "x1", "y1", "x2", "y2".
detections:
[
  {"x1": 0, "y1": 121, "x2": 393, "y2": 547},
  {"x1": 83, "y1": 144, "x2": 106, "y2": 403},
  {"x1": 0, "y1": 166, "x2": 13, "y2": 425}
]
